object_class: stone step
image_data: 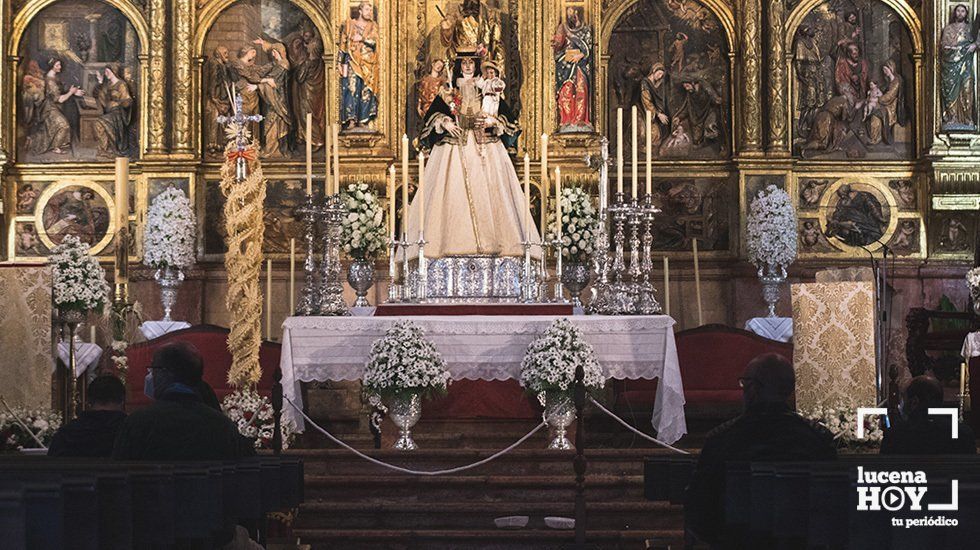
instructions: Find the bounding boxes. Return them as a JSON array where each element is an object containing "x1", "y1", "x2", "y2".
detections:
[
  {"x1": 294, "y1": 500, "x2": 681, "y2": 531},
  {"x1": 304, "y1": 474, "x2": 646, "y2": 502},
  {"x1": 291, "y1": 447, "x2": 676, "y2": 477},
  {"x1": 293, "y1": 528, "x2": 685, "y2": 550}
]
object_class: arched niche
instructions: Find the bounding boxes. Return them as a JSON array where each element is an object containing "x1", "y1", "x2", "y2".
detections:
[
  {"x1": 601, "y1": 0, "x2": 733, "y2": 161},
  {"x1": 787, "y1": 0, "x2": 920, "y2": 160},
  {"x1": 11, "y1": 0, "x2": 148, "y2": 163},
  {"x1": 196, "y1": 0, "x2": 332, "y2": 161}
]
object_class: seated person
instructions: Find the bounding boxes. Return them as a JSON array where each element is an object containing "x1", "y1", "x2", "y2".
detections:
[
  {"x1": 113, "y1": 342, "x2": 245, "y2": 461},
  {"x1": 685, "y1": 353, "x2": 837, "y2": 547},
  {"x1": 880, "y1": 375, "x2": 976, "y2": 455},
  {"x1": 48, "y1": 375, "x2": 127, "y2": 457}
]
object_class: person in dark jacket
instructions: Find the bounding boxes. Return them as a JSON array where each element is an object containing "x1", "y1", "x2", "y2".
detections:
[
  {"x1": 685, "y1": 353, "x2": 837, "y2": 548},
  {"x1": 113, "y1": 341, "x2": 244, "y2": 461},
  {"x1": 881, "y1": 375, "x2": 976, "y2": 455},
  {"x1": 48, "y1": 375, "x2": 127, "y2": 457}
]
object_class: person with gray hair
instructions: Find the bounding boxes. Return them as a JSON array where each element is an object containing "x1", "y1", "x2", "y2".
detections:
[{"x1": 685, "y1": 353, "x2": 837, "y2": 547}]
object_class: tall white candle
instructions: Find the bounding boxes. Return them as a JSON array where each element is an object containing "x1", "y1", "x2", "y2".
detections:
[
  {"x1": 114, "y1": 157, "x2": 129, "y2": 235},
  {"x1": 289, "y1": 238, "x2": 296, "y2": 313},
  {"x1": 645, "y1": 109, "x2": 652, "y2": 196},
  {"x1": 90, "y1": 325, "x2": 97, "y2": 344},
  {"x1": 324, "y1": 125, "x2": 332, "y2": 195},
  {"x1": 663, "y1": 256, "x2": 670, "y2": 317},
  {"x1": 541, "y1": 133, "x2": 549, "y2": 198},
  {"x1": 305, "y1": 113, "x2": 312, "y2": 194},
  {"x1": 523, "y1": 153, "x2": 531, "y2": 237},
  {"x1": 388, "y1": 165, "x2": 396, "y2": 240},
  {"x1": 693, "y1": 238, "x2": 703, "y2": 326},
  {"x1": 418, "y1": 151, "x2": 426, "y2": 230},
  {"x1": 401, "y1": 135, "x2": 409, "y2": 238},
  {"x1": 555, "y1": 166, "x2": 562, "y2": 236},
  {"x1": 332, "y1": 124, "x2": 341, "y2": 195},
  {"x1": 631, "y1": 105, "x2": 638, "y2": 199},
  {"x1": 266, "y1": 259, "x2": 273, "y2": 340},
  {"x1": 616, "y1": 108, "x2": 623, "y2": 194}
]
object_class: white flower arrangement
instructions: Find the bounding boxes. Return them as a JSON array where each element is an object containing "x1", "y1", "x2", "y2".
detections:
[
  {"x1": 50, "y1": 234, "x2": 111, "y2": 313},
  {"x1": 143, "y1": 187, "x2": 197, "y2": 270},
  {"x1": 520, "y1": 319, "x2": 605, "y2": 397},
  {"x1": 801, "y1": 400, "x2": 883, "y2": 451},
  {"x1": 966, "y1": 267, "x2": 980, "y2": 298},
  {"x1": 546, "y1": 186, "x2": 599, "y2": 264},
  {"x1": 0, "y1": 408, "x2": 62, "y2": 450},
  {"x1": 746, "y1": 185, "x2": 798, "y2": 271},
  {"x1": 221, "y1": 389, "x2": 292, "y2": 450},
  {"x1": 362, "y1": 321, "x2": 451, "y2": 399},
  {"x1": 341, "y1": 182, "x2": 387, "y2": 261}
]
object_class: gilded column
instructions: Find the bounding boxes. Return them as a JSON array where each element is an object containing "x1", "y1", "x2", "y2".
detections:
[
  {"x1": 740, "y1": 0, "x2": 763, "y2": 154},
  {"x1": 146, "y1": 0, "x2": 167, "y2": 154},
  {"x1": 173, "y1": 0, "x2": 194, "y2": 155},
  {"x1": 766, "y1": 0, "x2": 788, "y2": 153}
]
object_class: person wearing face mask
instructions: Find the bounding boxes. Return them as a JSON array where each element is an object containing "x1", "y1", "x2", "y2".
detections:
[
  {"x1": 112, "y1": 342, "x2": 243, "y2": 461},
  {"x1": 881, "y1": 375, "x2": 976, "y2": 455}
]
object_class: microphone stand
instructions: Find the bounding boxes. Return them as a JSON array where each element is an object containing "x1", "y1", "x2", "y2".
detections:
[{"x1": 858, "y1": 240, "x2": 892, "y2": 408}]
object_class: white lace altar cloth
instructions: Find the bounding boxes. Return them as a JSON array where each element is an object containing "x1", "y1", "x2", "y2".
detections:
[{"x1": 280, "y1": 315, "x2": 687, "y2": 444}]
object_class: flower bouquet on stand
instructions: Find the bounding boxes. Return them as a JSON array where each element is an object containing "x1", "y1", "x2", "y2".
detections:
[
  {"x1": 802, "y1": 400, "x2": 883, "y2": 453},
  {"x1": 746, "y1": 185, "x2": 798, "y2": 317},
  {"x1": 143, "y1": 187, "x2": 197, "y2": 321},
  {"x1": 362, "y1": 321, "x2": 450, "y2": 450},
  {"x1": 221, "y1": 389, "x2": 293, "y2": 450},
  {"x1": 340, "y1": 182, "x2": 388, "y2": 307},
  {"x1": 520, "y1": 319, "x2": 605, "y2": 449},
  {"x1": 546, "y1": 186, "x2": 599, "y2": 306}
]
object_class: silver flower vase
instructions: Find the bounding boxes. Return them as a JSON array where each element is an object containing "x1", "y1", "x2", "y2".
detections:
[
  {"x1": 154, "y1": 266, "x2": 184, "y2": 322},
  {"x1": 759, "y1": 264, "x2": 788, "y2": 318},
  {"x1": 389, "y1": 392, "x2": 422, "y2": 451},
  {"x1": 544, "y1": 391, "x2": 576, "y2": 450},
  {"x1": 347, "y1": 258, "x2": 375, "y2": 308},
  {"x1": 561, "y1": 262, "x2": 592, "y2": 308}
]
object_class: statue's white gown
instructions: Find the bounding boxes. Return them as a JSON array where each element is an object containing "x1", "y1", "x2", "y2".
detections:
[{"x1": 403, "y1": 77, "x2": 540, "y2": 259}]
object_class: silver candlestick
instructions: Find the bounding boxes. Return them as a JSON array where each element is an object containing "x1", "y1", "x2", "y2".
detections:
[
  {"x1": 521, "y1": 239, "x2": 537, "y2": 303},
  {"x1": 606, "y1": 193, "x2": 634, "y2": 314},
  {"x1": 636, "y1": 195, "x2": 662, "y2": 315},
  {"x1": 317, "y1": 194, "x2": 350, "y2": 316},
  {"x1": 416, "y1": 231, "x2": 428, "y2": 302},
  {"x1": 294, "y1": 195, "x2": 321, "y2": 315},
  {"x1": 400, "y1": 233, "x2": 414, "y2": 302},
  {"x1": 553, "y1": 237, "x2": 567, "y2": 303},
  {"x1": 387, "y1": 237, "x2": 401, "y2": 303}
]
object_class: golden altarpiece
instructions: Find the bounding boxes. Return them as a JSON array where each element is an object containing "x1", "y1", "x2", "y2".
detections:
[{"x1": 0, "y1": 0, "x2": 977, "y2": 340}]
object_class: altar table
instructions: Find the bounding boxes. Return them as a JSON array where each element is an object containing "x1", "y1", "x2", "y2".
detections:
[{"x1": 280, "y1": 315, "x2": 687, "y2": 444}]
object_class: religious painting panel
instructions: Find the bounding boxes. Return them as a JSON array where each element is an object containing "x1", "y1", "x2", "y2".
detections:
[
  {"x1": 650, "y1": 177, "x2": 732, "y2": 251},
  {"x1": 202, "y1": 0, "x2": 325, "y2": 160},
  {"x1": 939, "y1": 3, "x2": 980, "y2": 133},
  {"x1": 16, "y1": 0, "x2": 141, "y2": 163},
  {"x1": 606, "y1": 0, "x2": 731, "y2": 159},
  {"x1": 340, "y1": 1, "x2": 380, "y2": 133},
  {"x1": 931, "y1": 212, "x2": 976, "y2": 258},
  {"x1": 791, "y1": 0, "x2": 915, "y2": 160},
  {"x1": 202, "y1": 176, "x2": 324, "y2": 258},
  {"x1": 553, "y1": 1, "x2": 595, "y2": 133},
  {"x1": 410, "y1": 0, "x2": 522, "y2": 138},
  {"x1": 13, "y1": 221, "x2": 49, "y2": 257},
  {"x1": 34, "y1": 180, "x2": 115, "y2": 254}
]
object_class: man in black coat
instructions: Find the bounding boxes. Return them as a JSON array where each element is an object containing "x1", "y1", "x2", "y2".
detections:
[
  {"x1": 48, "y1": 375, "x2": 127, "y2": 457},
  {"x1": 113, "y1": 342, "x2": 244, "y2": 461},
  {"x1": 685, "y1": 353, "x2": 837, "y2": 548},
  {"x1": 881, "y1": 375, "x2": 976, "y2": 455}
]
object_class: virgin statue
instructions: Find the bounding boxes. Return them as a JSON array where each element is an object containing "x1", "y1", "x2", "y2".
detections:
[
  {"x1": 940, "y1": 4, "x2": 980, "y2": 131},
  {"x1": 404, "y1": 54, "x2": 539, "y2": 260}
]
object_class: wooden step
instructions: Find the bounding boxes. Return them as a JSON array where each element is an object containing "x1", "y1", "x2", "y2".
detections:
[
  {"x1": 295, "y1": 500, "x2": 682, "y2": 531},
  {"x1": 304, "y1": 473, "x2": 646, "y2": 502},
  {"x1": 294, "y1": 527, "x2": 685, "y2": 550}
]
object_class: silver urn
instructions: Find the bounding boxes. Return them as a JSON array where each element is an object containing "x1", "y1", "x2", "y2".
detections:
[
  {"x1": 758, "y1": 263, "x2": 787, "y2": 318},
  {"x1": 347, "y1": 259, "x2": 375, "y2": 308},
  {"x1": 544, "y1": 391, "x2": 576, "y2": 450},
  {"x1": 560, "y1": 262, "x2": 592, "y2": 308},
  {"x1": 154, "y1": 266, "x2": 185, "y2": 322},
  {"x1": 389, "y1": 392, "x2": 422, "y2": 451}
]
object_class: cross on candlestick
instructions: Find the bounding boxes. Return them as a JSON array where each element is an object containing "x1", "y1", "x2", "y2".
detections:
[{"x1": 217, "y1": 94, "x2": 264, "y2": 180}]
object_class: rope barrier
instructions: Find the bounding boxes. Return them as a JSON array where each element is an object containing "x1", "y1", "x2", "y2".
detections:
[
  {"x1": 588, "y1": 396, "x2": 690, "y2": 455},
  {"x1": 285, "y1": 397, "x2": 547, "y2": 476}
]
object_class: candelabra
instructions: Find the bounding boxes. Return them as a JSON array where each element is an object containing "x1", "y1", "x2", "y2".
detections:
[
  {"x1": 295, "y1": 195, "x2": 321, "y2": 315},
  {"x1": 317, "y1": 193, "x2": 349, "y2": 316},
  {"x1": 521, "y1": 239, "x2": 538, "y2": 303},
  {"x1": 399, "y1": 233, "x2": 414, "y2": 302},
  {"x1": 605, "y1": 193, "x2": 635, "y2": 314},
  {"x1": 553, "y1": 237, "x2": 568, "y2": 303}
]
